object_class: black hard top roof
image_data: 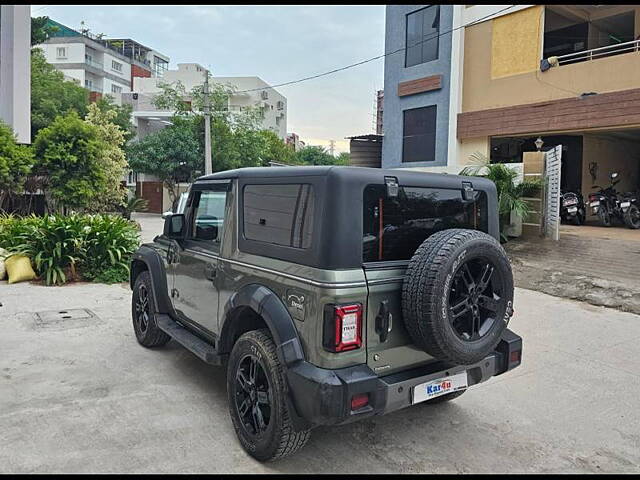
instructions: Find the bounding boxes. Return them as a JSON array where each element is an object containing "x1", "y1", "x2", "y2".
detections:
[{"x1": 196, "y1": 165, "x2": 490, "y2": 186}]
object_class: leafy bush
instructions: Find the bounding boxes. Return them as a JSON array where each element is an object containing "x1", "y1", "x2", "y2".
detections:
[{"x1": 0, "y1": 213, "x2": 139, "y2": 285}]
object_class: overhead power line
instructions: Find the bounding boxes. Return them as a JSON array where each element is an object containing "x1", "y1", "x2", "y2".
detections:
[{"x1": 234, "y1": 5, "x2": 517, "y2": 94}]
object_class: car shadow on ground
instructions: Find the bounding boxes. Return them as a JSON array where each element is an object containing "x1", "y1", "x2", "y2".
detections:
[{"x1": 149, "y1": 339, "x2": 487, "y2": 473}]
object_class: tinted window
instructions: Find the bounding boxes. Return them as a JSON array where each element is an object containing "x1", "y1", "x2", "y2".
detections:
[
  {"x1": 363, "y1": 185, "x2": 488, "y2": 262},
  {"x1": 405, "y1": 5, "x2": 440, "y2": 68},
  {"x1": 191, "y1": 190, "x2": 227, "y2": 244},
  {"x1": 243, "y1": 184, "x2": 314, "y2": 249},
  {"x1": 403, "y1": 106, "x2": 437, "y2": 163}
]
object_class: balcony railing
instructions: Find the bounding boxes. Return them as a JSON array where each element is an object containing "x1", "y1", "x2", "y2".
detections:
[
  {"x1": 555, "y1": 39, "x2": 640, "y2": 66},
  {"x1": 85, "y1": 58, "x2": 104, "y2": 69}
]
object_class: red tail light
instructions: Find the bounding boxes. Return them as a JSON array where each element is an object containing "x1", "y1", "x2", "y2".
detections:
[
  {"x1": 351, "y1": 393, "x2": 369, "y2": 410},
  {"x1": 323, "y1": 303, "x2": 363, "y2": 352}
]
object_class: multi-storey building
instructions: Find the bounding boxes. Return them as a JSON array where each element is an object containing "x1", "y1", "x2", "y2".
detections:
[
  {"x1": 128, "y1": 64, "x2": 287, "y2": 139},
  {"x1": 0, "y1": 5, "x2": 30, "y2": 143},
  {"x1": 286, "y1": 132, "x2": 305, "y2": 152},
  {"x1": 36, "y1": 19, "x2": 169, "y2": 103},
  {"x1": 383, "y1": 5, "x2": 640, "y2": 201}
]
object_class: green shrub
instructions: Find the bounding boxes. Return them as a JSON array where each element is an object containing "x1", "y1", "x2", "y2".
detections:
[{"x1": 0, "y1": 213, "x2": 139, "y2": 285}]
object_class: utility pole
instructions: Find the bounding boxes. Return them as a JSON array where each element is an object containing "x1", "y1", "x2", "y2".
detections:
[
  {"x1": 329, "y1": 139, "x2": 336, "y2": 156},
  {"x1": 203, "y1": 69, "x2": 212, "y2": 176}
]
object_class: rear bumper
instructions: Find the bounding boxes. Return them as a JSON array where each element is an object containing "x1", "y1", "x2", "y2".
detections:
[{"x1": 286, "y1": 329, "x2": 522, "y2": 428}]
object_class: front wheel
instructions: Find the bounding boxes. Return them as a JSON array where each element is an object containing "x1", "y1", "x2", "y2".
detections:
[
  {"x1": 227, "y1": 329, "x2": 310, "y2": 461},
  {"x1": 624, "y1": 205, "x2": 640, "y2": 229},
  {"x1": 132, "y1": 271, "x2": 171, "y2": 348}
]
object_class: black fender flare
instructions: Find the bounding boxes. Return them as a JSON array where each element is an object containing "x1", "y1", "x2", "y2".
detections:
[
  {"x1": 130, "y1": 245, "x2": 174, "y2": 315},
  {"x1": 220, "y1": 284, "x2": 305, "y2": 367}
]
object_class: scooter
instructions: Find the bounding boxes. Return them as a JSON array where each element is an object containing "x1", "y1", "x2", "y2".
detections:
[{"x1": 560, "y1": 190, "x2": 586, "y2": 225}]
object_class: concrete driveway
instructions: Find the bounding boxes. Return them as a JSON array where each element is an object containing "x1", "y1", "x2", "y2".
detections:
[{"x1": 1, "y1": 280, "x2": 638, "y2": 473}]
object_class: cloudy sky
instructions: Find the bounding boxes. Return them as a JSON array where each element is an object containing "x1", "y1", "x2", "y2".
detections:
[{"x1": 33, "y1": 5, "x2": 386, "y2": 153}]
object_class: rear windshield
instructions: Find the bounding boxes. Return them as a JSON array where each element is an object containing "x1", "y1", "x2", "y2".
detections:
[{"x1": 363, "y1": 184, "x2": 488, "y2": 263}]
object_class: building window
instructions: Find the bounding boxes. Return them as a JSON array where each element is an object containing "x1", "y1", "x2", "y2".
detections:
[
  {"x1": 402, "y1": 105, "x2": 437, "y2": 163},
  {"x1": 85, "y1": 79, "x2": 93, "y2": 89},
  {"x1": 56, "y1": 47, "x2": 67, "y2": 59},
  {"x1": 127, "y1": 170, "x2": 138, "y2": 186},
  {"x1": 111, "y1": 60, "x2": 123, "y2": 72},
  {"x1": 111, "y1": 84, "x2": 123, "y2": 94},
  {"x1": 405, "y1": 5, "x2": 440, "y2": 67}
]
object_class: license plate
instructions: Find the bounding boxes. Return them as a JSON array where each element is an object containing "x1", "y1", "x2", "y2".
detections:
[
  {"x1": 412, "y1": 371, "x2": 468, "y2": 404},
  {"x1": 621, "y1": 201, "x2": 631, "y2": 208},
  {"x1": 567, "y1": 207, "x2": 578, "y2": 213},
  {"x1": 590, "y1": 201, "x2": 600, "y2": 207}
]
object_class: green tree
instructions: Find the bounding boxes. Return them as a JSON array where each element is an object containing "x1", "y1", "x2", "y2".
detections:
[
  {"x1": 33, "y1": 112, "x2": 108, "y2": 211},
  {"x1": 94, "y1": 95, "x2": 135, "y2": 142},
  {"x1": 151, "y1": 78, "x2": 271, "y2": 173},
  {"x1": 257, "y1": 130, "x2": 295, "y2": 165},
  {"x1": 84, "y1": 103, "x2": 129, "y2": 211},
  {"x1": 0, "y1": 122, "x2": 34, "y2": 211},
  {"x1": 31, "y1": 16, "x2": 59, "y2": 46},
  {"x1": 460, "y1": 152, "x2": 541, "y2": 241},
  {"x1": 31, "y1": 48, "x2": 89, "y2": 140},
  {"x1": 295, "y1": 145, "x2": 340, "y2": 166},
  {"x1": 126, "y1": 117, "x2": 203, "y2": 203},
  {"x1": 336, "y1": 152, "x2": 350, "y2": 165}
]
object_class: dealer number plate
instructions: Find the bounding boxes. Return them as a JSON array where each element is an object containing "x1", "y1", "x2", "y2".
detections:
[
  {"x1": 412, "y1": 371, "x2": 468, "y2": 404},
  {"x1": 590, "y1": 201, "x2": 600, "y2": 207},
  {"x1": 567, "y1": 206, "x2": 578, "y2": 213}
]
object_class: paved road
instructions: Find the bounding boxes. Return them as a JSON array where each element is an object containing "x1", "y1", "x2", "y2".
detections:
[{"x1": 0, "y1": 281, "x2": 638, "y2": 473}]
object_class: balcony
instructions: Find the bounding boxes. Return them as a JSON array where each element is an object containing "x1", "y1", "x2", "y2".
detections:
[
  {"x1": 554, "y1": 39, "x2": 640, "y2": 66},
  {"x1": 85, "y1": 58, "x2": 104, "y2": 70}
]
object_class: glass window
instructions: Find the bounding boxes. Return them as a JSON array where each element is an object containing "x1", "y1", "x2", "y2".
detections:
[
  {"x1": 56, "y1": 47, "x2": 67, "y2": 58},
  {"x1": 111, "y1": 84, "x2": 123, "y2": 94},
  {"x1": 362, "y1": 185, "x2": 488, "y2": 262},
  {"x1": 111, "y1": 60, "x2": 122, "y2": 72},
  {"x1": 403, "y1": 105, "x2": 437, "y2": 163},
  {"x1": 243, "y1": 184, "x2": 314, "y2": 249},
  {"x1": 191, "y1": 190, "x2": 227, "y2": 244},
  {"x1": 405, "y1": 5, "x2": 440, "y2": 67}
]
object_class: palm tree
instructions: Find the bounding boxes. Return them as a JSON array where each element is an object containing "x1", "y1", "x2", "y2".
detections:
[{"x1": 460, "y1": 152, "x2": 541, "y2": 241}]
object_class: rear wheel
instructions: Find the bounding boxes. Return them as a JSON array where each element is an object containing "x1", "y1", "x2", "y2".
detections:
[
  {"x1": 597, "y1": 205, "x2": 612, "y2": 227},
  {"x1": 227, "y1": 329, "x2": 310, "y2": 461},
  {"x1": 624, "y1": 205, "x2": 640, "y2": 229}
]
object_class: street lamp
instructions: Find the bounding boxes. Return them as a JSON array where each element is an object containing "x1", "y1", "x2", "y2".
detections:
[{"x1": 534, "y1": 137, "x2": 544, "y2": 151}]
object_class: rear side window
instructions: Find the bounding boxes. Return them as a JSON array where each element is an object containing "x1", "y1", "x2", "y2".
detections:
[
  {"x1": 243, "y1": 184, "x2": 314, "y2": 249},
  {"x1": 363, "y1": 185, "x2": 488, "y2": 262}
]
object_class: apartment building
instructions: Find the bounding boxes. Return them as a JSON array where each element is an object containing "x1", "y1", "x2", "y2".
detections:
[
  {"x1": 383, "y1": 5, "x2": 640, "y2": 206},
  {"x1": 0, "y1": 5, "x2": 30, "y2": 143},
  {"x1": 36, "y1": 19, "x2": 169, "y2": 103},
  {"x1": 128, "y1": 64, "x2": 288, "y2": 140}
]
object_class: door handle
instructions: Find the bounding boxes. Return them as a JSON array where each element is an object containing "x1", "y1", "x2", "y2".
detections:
[{"x1": 204, "y1": 263, "x2": 217, "y2": 281}]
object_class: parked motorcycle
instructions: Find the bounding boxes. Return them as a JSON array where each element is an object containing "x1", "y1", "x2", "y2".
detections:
[
  {"x1": 560, "y1": 190, "x2": 586, "y2": 225},
  {"x1": 588, "y1": 172, "x2": 622, "y2": 227},
  {"x1": 620, "y1": 191, "x2": 640, "y2": 229}
]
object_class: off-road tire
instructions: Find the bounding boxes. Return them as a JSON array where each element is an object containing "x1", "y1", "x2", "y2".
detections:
[
  {"x1": 227, "y1": 329, "x2": 310, "y2": 462},
  {"x1": 131, "y1": 271, "x2": 171, "y2": 348},
  {"x1": 623, "y1": 205, "x2": 640, "y2": 229},
  {"x1": 402, "y1": 229, "x2": 514, "y2": 365},
  {"x1": 426, "y1": 389, "x2": 466, "y2": 404},
  {"x1": 597, "y1": 205, "x2": 612, "y2": 227}
]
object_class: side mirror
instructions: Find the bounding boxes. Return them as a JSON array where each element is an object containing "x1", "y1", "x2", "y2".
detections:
[
  {"x1": 161, "y1": 210, "x2": 173, "y2": 219},
  {"x1": 163, "y1": 213, "x2": 185, "y2": 239}
]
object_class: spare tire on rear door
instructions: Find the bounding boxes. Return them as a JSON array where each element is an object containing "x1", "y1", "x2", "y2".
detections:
[{"x1": 402, "y1": 229, "x2": 514, "y2": 365}]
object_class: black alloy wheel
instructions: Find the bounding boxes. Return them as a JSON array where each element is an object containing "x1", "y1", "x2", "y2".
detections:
[
  {"x1": 234, "y1": 354, "x2": 272, "y2": 437},
  {"x1": 448, "y1": 258, "x2": 505, "y2": 342},
  {"x1": 134, "y1": 283, "x2": 150, "y2": 336}
]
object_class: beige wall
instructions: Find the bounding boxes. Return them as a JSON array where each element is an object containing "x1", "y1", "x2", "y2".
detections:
[
  {"x1": 463, "y1": 8, "x2": 640, "y2": 113},
  {"x1": 581, "y1": 135, "x2": 640, "y2": 216},
  {"x1": 162, "y1": 183, "x2": 191, "y2": 213},
  {"x1": 458, "y1": 137, "x2": 490, "y2": 166}
]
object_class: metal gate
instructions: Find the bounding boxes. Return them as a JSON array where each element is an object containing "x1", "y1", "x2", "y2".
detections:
[{"x1": 543, "y1": 145, "x2": 562, "y2": 241}]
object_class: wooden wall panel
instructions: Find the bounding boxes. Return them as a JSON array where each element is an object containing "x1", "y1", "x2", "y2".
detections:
[{"x1": 398, "y1": 75, "x2": 442, "y2": 97}]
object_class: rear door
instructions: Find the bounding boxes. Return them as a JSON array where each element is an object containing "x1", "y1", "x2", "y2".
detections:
[{"x1": 362, "y1": 183, "x2": 489, "y2": 375}]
